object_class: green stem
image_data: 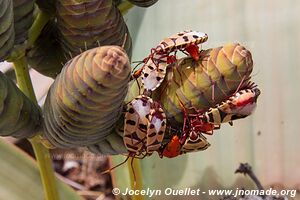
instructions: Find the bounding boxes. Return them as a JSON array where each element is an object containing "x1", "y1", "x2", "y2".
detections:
[
  {"x1": 118, "y1": 1, "x2": 134, "y2": 15},
  {"x1": 13, "y1": 57, "x2": 37, "y2": 102},
  {"x1": 128, "y1": 158, "x2": 144, "y2": 200},
  {"x1": 13, "y1": 57, "x2": 60, "y2": 200},
  {"x1": 27, "y1": 10, "x2": 51, "y2": 49}
]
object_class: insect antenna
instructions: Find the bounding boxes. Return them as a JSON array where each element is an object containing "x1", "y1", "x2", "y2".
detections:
[
  {"x1": 181, "y1": 49, "x2": 189, "y2": 56},
  {"x1": 131, "y1": 61, "x2": 144, "y2": 73}
]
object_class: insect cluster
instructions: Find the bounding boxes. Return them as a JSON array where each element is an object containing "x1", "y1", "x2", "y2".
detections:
[{"x1": 124, "y1": 30, "x2": 261, "y2": 159}]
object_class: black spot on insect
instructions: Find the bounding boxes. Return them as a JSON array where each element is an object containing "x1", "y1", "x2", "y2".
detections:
[
  {"x1": 161, "y1": 42, "x2": 168, "y2": 48},
  {"x1": 140, "y1": 98, "x2": 149, "y2": 106},
  {"x1": 158, "y1": 68, "x2": 164, "y2": 72},
  {"x1": 144, "y1": 73, "x2": 149, "y2": 77},
  {"x1": 161, "y1": 121, "x2": 166, "y2": 126},
  {"x1": 148, "y1": 65, "x2": 154, "y2": 70},
  {"x1": 208, "y1": 112, "x2": 214, "y2": 122},
  {"x1": 178, "y1": 33, "x2": 184, "y2": 36},
  {"x1": 158, "y1": 131, "x2": 164, "y2": 135},
  {"x1": 126, "y1": 143, "x2": 139, "y2": 150},
  {"x1": 218, "y1": 108, "x2": 228, "y2": 122},
  {"x1": 151, "y1": 140, "x2": 161, "y2": 145},
  {"x1": 130, "y1": 132, "x2": 141, "y2": 140},
  {"x1": 149, "y1": 124, "x2": 155, "y2": 129},
  {"x1": 145, "y1": 114, "x2": 150, "y2": 119},
  {"x1": 139, "y1": 124, "x2": 147, "y2": 131},
  {"x1": 148, "y1": 132, "x2": 156, "y2": 137},
  {"x1": 231, "y1": 114, "x2": 247, "y2": 121},
  {"x1": 128, "y1": 108, "x2": 135, "y2": 114},
  {"x1": 126, "y1": 120, "x2": 136, "y2": 125},
  {"x1": 183, "y1": 36, "x2": 189, "y2": 42},
  {"x1": 193, "y1": 35, "x2": 199, "y2": 39},
  {"x1": 156, "y1": 77, "x2": 162, "y2": 81}
]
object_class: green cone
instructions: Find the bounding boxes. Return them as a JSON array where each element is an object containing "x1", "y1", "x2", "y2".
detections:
[
  {"x1": 88, "y1": 113, "x2": 127, "y2": 155},
  {"x1": 43, "y1": 46, "x2": 131, "y2": 148},
  {"x1": 56, "y1": 0, "x2": 132, "y2": 60},
  {"x1": 27, "y1": 21, "x2": 66, "y2": 78},
  {"x1": 153, "y1": 43, "x2": 254, "y2": 124},
  {"x1": 13, "y1": 0, "x2": 35, "y2": 45},
  {"x1": 0, "y1": 0, "x2": 14, "y2": 61}
]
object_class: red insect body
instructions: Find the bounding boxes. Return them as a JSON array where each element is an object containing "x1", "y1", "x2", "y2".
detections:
[
  {"x1": 190, "y1": 118, "x2": 216, "y2": 135},
  {"x1": 132, "y1": 67, "x2": 143, "y2": 79},
  {"x1": 167, "y1": 55, "x2": 177, "y2": 64},
  {"x1": 185, "y1": 44, "x2": 200, "y2": 61},
  {"x1": 234, "y1": 93, "x2": 255, "y2": 107},
  {"x1": 162, "y1": 135, "x2": 181, "y2": 158}
]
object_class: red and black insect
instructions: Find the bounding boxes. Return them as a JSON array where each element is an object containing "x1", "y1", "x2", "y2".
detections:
[
  {"x1": 103, "y1": 95, "x2": 166, "y2": 186},
  {"x1": 132, "y1": 30, "x2": 208, "y2": 92},
  {"x1": 161, "y1": 134, "x2": 182, "y2": 158},
  {"x1": 201, "y1": 86, "x2": 261, "y2": 125}
]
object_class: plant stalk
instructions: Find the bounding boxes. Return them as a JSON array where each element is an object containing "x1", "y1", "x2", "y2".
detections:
[
  {"x1": 127, "y1": 158, "x2": 144, "y2": 200},
  {"x1": 13, "y1": 57, "x2": 60, "y2": 200},
  {"x1": 27, "y1": 10, "x2": 51, "y2": 49}
]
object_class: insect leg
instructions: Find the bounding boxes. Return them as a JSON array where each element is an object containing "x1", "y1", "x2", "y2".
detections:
[{"x1": 101, "y1": 155, "x2": 130, "y2": 175}]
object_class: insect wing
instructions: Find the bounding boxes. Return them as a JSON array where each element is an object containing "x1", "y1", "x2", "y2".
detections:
[
  {"x1": 203, "y1": 89, "x2": 260, "y2": 125},
  {"x1": 158, "y1": 30, "x2": 208, "y2": 53},
  {"x1": 124, "y1": 95, "x2": 152, "y2": 154},
  {"x1": 141, "y1": 56, "x2": 167, "y2": 91},
  {"x1": 173, "y1": 31, "x2": 208, "y2": 49},
  {"x1": 229, "y1": 88, "x2": 261, "y2": 116},
  {"x1": 146, "y1": 104, "x2": 167, "y2": 154},
  {"x1": 181, "y1": 132, "x2": 210, "y2": 153}
]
